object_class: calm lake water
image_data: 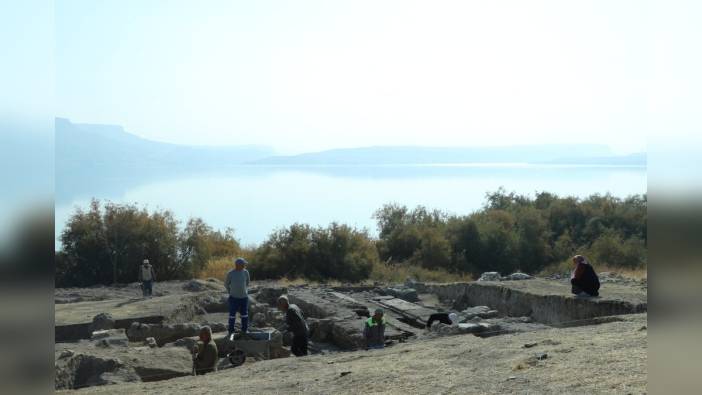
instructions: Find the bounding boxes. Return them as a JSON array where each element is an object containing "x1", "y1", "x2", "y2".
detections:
[{"x1": 55, "y1": 164, "x2": 647, "y2": 246}]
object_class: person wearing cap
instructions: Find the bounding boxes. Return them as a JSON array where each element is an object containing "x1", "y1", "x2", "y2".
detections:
[
  {"x1": 225, "y1": 257, "x2": 251, "y2": 336},
  {"x1": 138, "y1": 258, "x2": 156, "y2": 298},
  {"x1": 363, "y1": 308, "x2": 387, "y2": 350},
  {"x1": 192, "y1": 325, "x2": 218, "y2": 375},
  {"x1": 426, "y1": 312, "x2": 458, "y2": 329},
  {"x1": 277, "y1": 295, "x2": 309, "y2": 356}
]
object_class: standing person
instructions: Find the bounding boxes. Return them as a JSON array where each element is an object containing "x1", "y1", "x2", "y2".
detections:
[
  {"x1": 225, "y1": 257, "x2": 250, "y2": 338},
  {"x1": 426, "y1": 312, "x2": 458, "y2": 329},
  {"x1": 277, "y1": 295, "x2": 309, "y2": 357},
  {"x1": 363, "y1": 308, "x2": 387, "y2": 350},
  {"x1": 192, "y1": 326, "x2": 218, "y2": 375},
  {"x1": 138, "y1": 259, "x2": 156, "y2": 298},
  {"x1": 571, "y1": 255, "x2": 600, "y2": 297}
]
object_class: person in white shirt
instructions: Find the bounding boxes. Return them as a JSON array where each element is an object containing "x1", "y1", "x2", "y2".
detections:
[{"x1": 138, "y1": 259, "x2": 156, "y2": 297}]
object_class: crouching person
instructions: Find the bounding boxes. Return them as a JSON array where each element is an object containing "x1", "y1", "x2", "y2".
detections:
[
  {"x1": 571, "y1": 255, "x2": 600, "y2": 297},
  {"x1": 364, "y1": 308, "x2": 386, "y2": 350},
  {"x1": 192, "y1": 326, "x2": 218, "y2": 375},
  {"x1": 277, "y1": 295, "x2": 309, "y2": 357},
  {"x1": 426, "y1": 312, "x2": 458, "y2": 329}
]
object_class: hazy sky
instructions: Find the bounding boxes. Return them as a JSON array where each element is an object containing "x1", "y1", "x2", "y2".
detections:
[{"x1": 55, "y1": 0, "x2": 657, "y2": 155}]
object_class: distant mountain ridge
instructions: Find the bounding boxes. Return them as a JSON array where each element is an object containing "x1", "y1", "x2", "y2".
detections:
[
  {"x1": 56, "y1": 118, "x2": 645, "y2": 173},
  {"x1": 537, "y1": 152, "x2": 646, "y2": 166},
  {"x1": 56, "y1": 117, "x2": 275, "y2": 173},
  {"x1": 55, "y1": 118, "x2": 646, "y2": 205},
  {"x1": 251, "y1": 145, "x2": 645, "y2": 166}
]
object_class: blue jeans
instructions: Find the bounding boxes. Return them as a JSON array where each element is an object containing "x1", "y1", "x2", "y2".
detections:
[
  {"x1": 142, "y1": 281, "x2": 153, "y2": 297},
  {"x1": 228, "y1": 296, "x2": 249, "y2": 333}
]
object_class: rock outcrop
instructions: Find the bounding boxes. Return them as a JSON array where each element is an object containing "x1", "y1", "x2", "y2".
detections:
[
  {"x1": 91, "y1": 329, "x2": 129, "y2": 348},
  {"x1": 90, "y1": 313, "x2": 115, "y2": 332},
  {"x1": 477, "y1": 272, "x2": 533, "y2": 282},
  {"x1": 127, "y1": 323, "x2": 202, "y2": 346},
  {"x1": 477, "y1": 272, "x2": 502, "y2": 281},
  {"x1": 383, "y1": 287, "x2": 419, "y2": 302},
  {"x1": 55, "y1": 345, "x2": 194, "y2": 390},
  {"x1": 183, "y1": 279, "x2": 223, "y2": 293},
  {"x1": 55, "y1": 353, "x2": 139, "y2": 390},
  {"x1": 414, "y1": 279, "x2": 646, "y2": 325},
  {"x1": 459, "y1": 306, "x2": 499, "y2": 321},
  {"x1": 502, "y1": 272, "x2": 532, "y2": 281},
  {"x1": 56, "y1": 293, "x2": 212, "y2": 342}
]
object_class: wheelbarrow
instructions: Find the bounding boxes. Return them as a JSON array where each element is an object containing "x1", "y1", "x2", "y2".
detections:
[{"x1": 224, "y1": 330, "x2": 277, "y2": 367}]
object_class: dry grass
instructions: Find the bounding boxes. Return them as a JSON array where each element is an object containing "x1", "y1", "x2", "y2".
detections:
[
  {"x1": 539, "y1": 260, "x2": 647, "y2": 280},
  {"x1": 197, "y1": 248, "x2": 257, "y2": 280},
  {"x1": 197, "y1": 257, "x2": 234, "y2": 280},
  {"x1": 597, "y1": 264, "x2": 648, "y2": 280},
  {"x1": 198, "y1": 256, "x2": 472, "y2": 285},
  {"x1": 200, "y1": 254, "x2": 646, "y2": 285},
  {"x1": 198, "y1": 258, "x2": 365, "y2": 286},
  {"x1": 277, "y1": 277, "x2": 346, "y2": 287},
  {"x1": 369, "y1": 260, "x2": 472, "y2": 283}
]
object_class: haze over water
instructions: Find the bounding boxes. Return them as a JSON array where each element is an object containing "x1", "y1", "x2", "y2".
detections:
[
  {"x1": 53, "y1": 1, "x2": 652, "y2": 247},
  {"x1": 55, "y1": 164, "x2": 646, "y2": 246}
]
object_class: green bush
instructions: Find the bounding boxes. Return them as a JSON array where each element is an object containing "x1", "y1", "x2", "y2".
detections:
[
  {"x1": 587, "y1": 231, "x2": 646, "y2": 268},
  {"x1": 56, "y1": 189, "x2": 647, "y2": 285},
  {"x1": 514, "y1": 207, "x2": 552, "y2": 273},
  {"x1": 373, "y1": 190, "x2": 646, "y2": 276},
  {"x1": 374, "y1": 204, "x2": 446, "y2": 263},
  {"x1": 408, "y1": 227, "x2": 451, "y2": 269},
  {"x1": 254, "y1": 223, "x2": 378, "y2": 282},
  {"x1": 56, "y1": 200, "x2": 239, "y2": 286},
  {"x1": 552, "y1": 230, "x2": 576, "y2": 263},
  {"x1": 445, "y1": 217, "x2": 481, "y2": 273},
  {"x1": 474, "y1": 212, "x2": 519, "y2": 274}
]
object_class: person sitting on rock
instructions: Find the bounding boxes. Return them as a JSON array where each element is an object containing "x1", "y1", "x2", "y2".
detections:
[
  {"x1": 571, "y1": 255, "x2": 600, "y2": 297},
  {"x1": 225, "y1": 257, "x2": 250, "y2": 337},
  {"x1": 192, "y1": 326, "x2": 218, "y2": 375},
  {"x1": 138, "y1": 259, "x2": 156, "y2": 298},
  {"x1": 277, "y1": 295, "x2": 309, "y2": 357},
  {"x1": 363, "y1": 308, "x2": 387, "y2": 350},
  {"x1": 426, "y1": 312, "x2": 458, "y2": 329}
]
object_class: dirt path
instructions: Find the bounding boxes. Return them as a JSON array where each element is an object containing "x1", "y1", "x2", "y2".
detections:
[
  {"x1": 69, "y1": 313, "x2": 647, "y2": 395},
  {"x1": 55, "y1": 279, "x2": 226, "y2": 304}
]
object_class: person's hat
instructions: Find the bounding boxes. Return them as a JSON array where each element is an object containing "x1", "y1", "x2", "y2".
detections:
[
  {"x1": 374, "y1": 308, "x2": 384, "y2": 315},
  {"x1": 448, "y1": 313, "x2": 458, "y2": 323},
  {"x1": 234, "y1": 257, "x2": 248, "y2": 265},
  {"x1": 199, "y1": 325, "x2": 212, "y2": 335}
]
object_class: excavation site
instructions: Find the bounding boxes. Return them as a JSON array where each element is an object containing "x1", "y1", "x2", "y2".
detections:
[{"x1": 55, "y1": 272, "x2": 647, "y2": 394}]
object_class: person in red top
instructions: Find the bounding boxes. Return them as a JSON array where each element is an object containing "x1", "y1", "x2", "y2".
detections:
[{"x1": 571, "y1": 255, "x2": 600, "y2": 297}]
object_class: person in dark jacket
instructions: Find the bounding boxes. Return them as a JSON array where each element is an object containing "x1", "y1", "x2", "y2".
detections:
[
  {"x1": 571, "y1": 255, "x2": 600, "y2": 297},
  {"x1": 192, "y1": 326, "x2": 218, "y2": 375},
  {"x1": 426, "y1": 312, "x2": 458, "y2": 329},
  {"x1": 277, "y1": 295, "x2": 309, "y2": 357},
  {"x1": 363, "y1": 308, "x2": 387, "y2": 349}
]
